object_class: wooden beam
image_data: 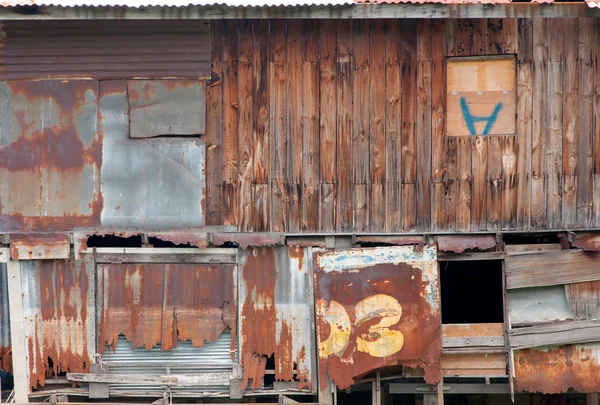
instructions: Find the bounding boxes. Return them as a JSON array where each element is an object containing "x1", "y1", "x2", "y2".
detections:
[
  {"x1": 438, "y1": 251, "x2": 505, "y2": 261},
  {"x1": 1, "y1": 3, "x2": 600, "y2": 20},
  {"x1": 67, "y1": 373, "x2": 231, "y2": 386},
  {"x1": 389, "y1": 383, "x2": 510, "y2": 394},
  {"x1": 443, "y1": 336, "x2": 505, "y2": 348},
  {"x1": 92, "y1": 247, "x2": 237, "y2": 264},
  {"x1": 505, "y1": 249, "x2": 600, "y2": 289},
  {"x1": 508, "y1": 319, "x2": 600, "y2": 349},
  {"x1": 7, "y1": 259, "x2": 29, "y2": 403}
]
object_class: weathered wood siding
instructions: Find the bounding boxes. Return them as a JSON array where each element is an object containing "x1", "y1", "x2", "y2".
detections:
[{"x1": 206, "y1": 18, "x2": 600, "y2": 233}]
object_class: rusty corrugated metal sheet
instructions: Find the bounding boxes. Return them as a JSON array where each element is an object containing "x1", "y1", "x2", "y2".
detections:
[
  {"x1": 0, "y1": 80, "x2": 102, "y2": 232},
  {"x1": 21, "y1": 258, "x2": 95, "y2": 388},
  {"x1": 515, "y1": 343, "x2": 600, "y2": 393},
  {"x1": 0, "y1": 21, "x2": 210, "y2": 80},
  {"x1": 437, "y1": 235, "x2": 497, "y2": 253},
  {"x1": 97, "y1": 263, "x2": 235, "y2": 358},
  {"x1": 238, "y1": 246, "x2": 315, "y2": 391},
  {"x1": 0, "y1": 263, "x2": 11, "y2": 373},
  {"x1": 10, "y1": 233, "x2": 70, "y2": 260},
  {"x1": 314, "y1": 246, "x2": 441, "y2": 390}
]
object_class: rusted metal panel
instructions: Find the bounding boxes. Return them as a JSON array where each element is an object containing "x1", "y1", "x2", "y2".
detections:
[
  {"x1": 21, "y1": 258, "x2": 95, "y2": 388},
  {"x1": 10, "y1": 233, "x2": 70, "y2": 260},
  {"x1": 99, "y1": 80, "x2": 206, "y2": 229},
  {"x1": 0, "y1": 263, "x2": 11, "y2": 373},
  {"x1": 0, "y1": 80, "x2": 102, "y2": 232},
  {"x1": 213, "y1": 232, "x2": 282, "y2": 248},
  {"x1": 573, "y1": 232, "x2": 600, "y2": 251},
  {"x1": 355, "y1": 235, "x2": 425, "y2": 246},
  {"x1": 238, "y1": 246, "x2": 315, "y2": 392},
  {"x1": 437, "y1": 235, "x2": 497, "y2": 253},
  {"x1": 128, "y1": 80, "x2": 206, "y2": 138},
  {"x1": 515, "y1": 343, "x2": 600, "y2": 393},
  {"x1": 0, "y1": 21, "x2": 210, "y2": 80},
  {"x1": 314, "y1": 246, "x2": 441, "y2": 390},
  {"x1": 97, "y1": 263, "x2": 235, "y2": 358}
]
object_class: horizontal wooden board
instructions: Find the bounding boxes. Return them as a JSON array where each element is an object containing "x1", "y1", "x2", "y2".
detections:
[
  {"x1": 505, "y1": 249, "x2": 600, "y2": 289},
  {"x1": 509, "y1": 319, "x2": 600, "y2": 349}
]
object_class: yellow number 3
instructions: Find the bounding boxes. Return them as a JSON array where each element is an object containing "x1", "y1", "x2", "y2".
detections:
[{"x1": 318, "y1": 294, "x2": 404, "y2": 359}]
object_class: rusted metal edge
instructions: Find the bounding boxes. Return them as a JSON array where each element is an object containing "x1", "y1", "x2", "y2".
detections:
[
  {"x1": 10, "y1": 233, "x2": 70, "y2": 260},
  {"x1": 572, "y1": 232, "x2": 600, "y2": 251},
  {"x1": 213, "y1": 232, "x2": 283, "y2": 249},
  {"x1": 436, "y1": 235, "x2": 497, "y2": 253}
]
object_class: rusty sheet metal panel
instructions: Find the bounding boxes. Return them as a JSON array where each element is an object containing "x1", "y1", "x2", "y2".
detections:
[
  {"x1": 99, "y1": 80, "x2": 205, "y2": 228},
  {"x1": 97, "y1": 263, "x2": 235, "y2": 357},
  {"x1": 314, "y1": 246, "x2": 441, "y2": 390},
  {"x1": 21, "y1": 258, "x2": 95, "y2": 388},
  {"x1": 437, "y1": 235, "x2": 497, "y2": 253},
  {"x1": 238, "y1": 246, "x2": 315, "y2": 392},
  {"x1": 515, "y1": 343, "x2": 600, "y2": 393},
  {"x1": 128, "y1": 80, "x2": 206, "y2": 138},
  {"x1": 0, "y1": 263, "x2": 11, "y2": 373},
  {"x1": 0, "y1": 80, "x2": 102, "y2": 232},
  {"x1": 10, "y1": 233, "x2": 70, "y2": 260},
  {"x1": 0, "y1": 21, "x2": 210, "y2": 80}
]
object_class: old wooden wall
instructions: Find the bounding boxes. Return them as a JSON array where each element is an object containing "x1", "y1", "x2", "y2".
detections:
[{"x1": 205, "y1": 18, "x2": 600, "y2": 233}]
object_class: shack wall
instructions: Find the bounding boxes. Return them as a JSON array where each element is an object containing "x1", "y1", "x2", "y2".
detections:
[{"x1": 207, "y1": 18, "x2": 600, "y2": 233}]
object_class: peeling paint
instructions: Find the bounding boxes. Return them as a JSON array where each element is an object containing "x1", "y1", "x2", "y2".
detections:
[
  {"x1": 314, "y1": 246, "x2": 441, "y2": 390},
  {"x1": 10, "y1": 233, "x2": 70, "y2": 260}
]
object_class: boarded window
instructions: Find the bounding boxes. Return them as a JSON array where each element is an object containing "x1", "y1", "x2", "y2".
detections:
[{"x1": 447, "y1": 56, "x2": 516, "y2": 136}]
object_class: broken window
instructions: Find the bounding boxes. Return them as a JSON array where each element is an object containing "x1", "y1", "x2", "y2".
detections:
[
  {"x1": 440, "y1": 260, "x2": 504, "y2": 324},
  {"x1": 447, "y1": 56, "x2": 516, "y2": 137}
]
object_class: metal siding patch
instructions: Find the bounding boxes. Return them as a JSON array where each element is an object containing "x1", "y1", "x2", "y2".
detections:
[{"x1": 314, "y1": 245, "x2": 441, "y2": 389}]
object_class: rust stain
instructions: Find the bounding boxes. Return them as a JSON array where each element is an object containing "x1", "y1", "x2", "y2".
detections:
[
  {"x1": 97, "y1": 264, "x2": 235, "y2": 357},
  {"x1": 29, "y1": 260, "x2": 91, "y2": 388},
  {"x1": 565, "y1": 281, "x2": 600, "y2": 319},
  {"x1": 241, "y1": 352, "x2": 268, "y2": 390},
  {"x1": 315, "y1": 256, "x2": 441, "y2": 390},
  {"x1": 147, "y1": 231, "x2": 209, "y2": 248},
  {"x1": 355, "y1": 235, "x2": 425, "y2": 246},
  {"x1": 573, "y1": 233, "x2": 600, "y2": 251},
  {"x1": 213, "y1": 232, "x2": 281, "y2": 249},
  {"x1": 515, "y1": 344, "x2": 600, "y2": 393},
  {"x1": 437, "y1": 235, "x2": 497, "y2": 253},
  {"x1": 240, "y1": 247, "x2": 277, "y2": 390},
  {"x1": 0, "y1": 347, "x2": 12, "y2": 374},
  {"x1": 10, "y1": 233, "x2": 69, "y2": 260},
  {"x1": 0, "y1": 81, "x2": 103, "y2": 232},
  {"x1": 288, "y1": 245, "x2": 304, "y2": 270}
]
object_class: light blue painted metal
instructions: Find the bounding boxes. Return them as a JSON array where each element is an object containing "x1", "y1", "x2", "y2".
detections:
[
  {"x1": 0, "y1": 263, "x2": 10, "y2": 355},
  {"x1": 508, "y1": 286, "x2": 577, "y2": 325}
]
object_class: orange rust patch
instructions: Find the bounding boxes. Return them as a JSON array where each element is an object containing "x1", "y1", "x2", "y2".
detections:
[
  {"x1": 97, "y1": 264, "x2": 235, "y2": 355},
  {"x1": 515, "y1": 344, "x2": 600, "y2": 393},
  {"x1": 288, "y1": 246, "x2": 304, "y2": 270}
]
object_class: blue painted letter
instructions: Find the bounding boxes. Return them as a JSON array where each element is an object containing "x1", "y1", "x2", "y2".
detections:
[{"x1": 460, "y1": 97, "x2": 503, "y2": 136}]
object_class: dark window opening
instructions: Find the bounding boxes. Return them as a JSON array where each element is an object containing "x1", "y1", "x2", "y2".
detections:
[
  {"x1": 440, "y1": 260, "x2": 504, "y2": 324},
  {"x1": 503, "y1": 233, "x2": 562, "y2": 245},
  {"x1": 86, "y1": 234, "x2": 143, "y2": 248}
]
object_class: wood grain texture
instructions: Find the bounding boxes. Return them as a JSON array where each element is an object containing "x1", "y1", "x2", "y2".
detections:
[
  {"x1": 471, "y1": 137, "x2": 488, "y2": 231},
  {"x1": 487, "y1": 18, "x2": 517, "y2": 55},
  {"x1": 509, "y1": 319, "x2": 600, "y2": 349},
  {"x1": 222, "y1": 20, "x2": 239, "y2": 185},
  {"x1": 506, "y1": 249, "x2": 600, "y2": 289},
  {"x1": 319, "y1": 22, "x2": 337, "y2": 185},
  {"x1": 353, "y1": 20, "x2": 370, "y2": 185},
  {"x1": 252, "y1": 20, "x2": 270, "y2": 185},
  {"x1": 401, "y1": 20, "x2": 417, "y2": 184},
  {"x1": 457, "y1": 137, "x2": 472, "y2": 232},
  {"x1": 445, "y1": 137, "x2": 458, "y2": 231},
  {"x1": 416, "y1": 60, "x2": 432, "y2": 231},
  {"x1": 516, "y1": 63, "x2": 532, "y2": 230},
  {"x1": 502, "y1": 136, "x2": 517, "y2": 230},
  {"x1": 594, "y1": 20, "x2": 600, "y2": 226},
  {"x1": 487, "y1": 136, "x2": 503, "y2": 231}
]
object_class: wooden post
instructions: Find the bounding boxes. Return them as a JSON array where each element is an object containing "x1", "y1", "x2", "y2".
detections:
[
  {"x1": 372, "y1": 372, "x2": 381, "y2": 405},
  {"x1": 586, "y1": 393, "x2": 599, "y2": 405},
  {"x1": 319, "y1": 376, "x2": 334, "y2": 405},
  {"x1": 7, "y1": 259, "x2": 29, "y2": 403}
]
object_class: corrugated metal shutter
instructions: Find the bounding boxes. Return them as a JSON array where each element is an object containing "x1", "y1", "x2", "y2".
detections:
[
  {"x1": 0, "y1": 21, "x2": 210, "y2": 80},
  {"x1": 101, "y1": 333, "x2": 234, "y2": 394}
]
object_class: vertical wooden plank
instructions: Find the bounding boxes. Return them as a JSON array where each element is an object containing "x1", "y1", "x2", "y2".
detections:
[
  {"x1": 431, "y1": 20, "x2": 447, "y2": 231},
  {"x1": 353, "y1": 20, "x2": 370, "y2": 187},
  {"x1": 546, "y1": 18, "x2": 564, "y2": 229},
  {"x1": 486, "y1": 18, "x2": 517, "y2": 55},
  {"x1": 287, "y1": 20, "x2": 303, "y2": 232},
  {"x1": 222, "y1": 21, "x2": 239, "y2": 226},
  {"x1": 563, "y1": 18, "x2": 579, "y2": 228},
  {"x1": 594, "y1": 20, "x2": 600, "y2": 226},
  {"x1": 252, "y1": 184, "x2": 269, "y2": 231},
  {"x1": 531, "y1": 19, "x2": 548, "y2": 230},
  {"x1": 237, "y1": 21, "x2": 254, "y2": 232},
  {"x1": 369, "y1": 20, "x2": 386, "y2": 232},
  {"x1": 320, "y1": 21, "x2": 337, "y2": 232},
  {"x1": 385, "y1": 20, "x2": 402, "y2": 232},
  {"x1": 336, "y1": 20, "x2": 354, "y2": 232},
  {"x1": 502, "y1": 136, "x2": 517, "y2": 230},
  {"x1": 302, "y1": 21, "x2": 320, "y2": 232},
  {"x1": 471, "y1": 136, "x2": 488, "y2": 231},
  {"x1": 445, "y1": 137, "x2": 458, "y2": 231},
  {"x1": 252, "y1": 20, "x2": 270, "y2": 185},
  {"x1": 223, "y1": 20, "x2": 239, "y2": 185},
  {"x1": 456, "y1": 19, "x2": 487, "y2": 56},
  {"x1": 487, "y1": 136, "x2": 503, "y2": 231},
  {"x1": 270, "y1": 21, "x2": 288, "y2": 232},
  {"x1": 516, "y1": 18, "x2": 533, "y2": 230},
  {"x1": 401, "y1": 21, "x2": 417, "y2": 231},
  {"x1": 353, "y1": 184, "x2": 368, "y2": 233},
  {"x1": 446, "y1": 19, "x2": 458, "y2": 57},
  {"x1": 456, "y1": 136, "x2": 472, "y2": 231},
  {"x1": 416, "y1": 20, "x2": 432, "y2": 231},
  {"x1": 578, "y1": 18, "x2": 594, "y2": 227},
  {"x1": 206, "y1": 21, "x2": 223, "y2": 226},
  {"x1": 320, "y1": 21, "x2": 337, "y2": 185}
]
